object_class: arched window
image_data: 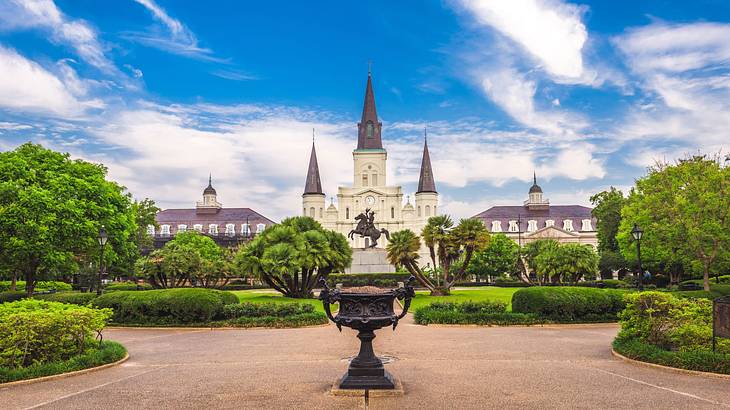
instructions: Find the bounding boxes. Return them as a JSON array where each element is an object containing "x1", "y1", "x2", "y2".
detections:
[
  {"x1": 425, "y1": 205, "x2": 431, "y2": 216},
  {"x1": 581, "y1": 219, "x2": 593, "y2": 231},
  {"x1": 508, "y1": 220, "x2": 518, "y2": 232},
  {"x1": 391, "y1": 207, "x2": 395, "y2": 219},
  {"x1": 563, "y1": 220, "x2": 574, "y2": 232},
  {"x1": 418, "y1": 206, "x2": 422, "y2": 217},
  {"x1": 303, "y1": 207, "x2": 306, "y2": 216},
  {"x1": 256, "y1": 223, "x2": 266, "y2": 233},
  {"x1": 225, "y1": 223, "x2": 235, "y2": 236},
  {"x1": 146, "y1": 224, "x2": 155, "y2": 235},
  {"x1": 178, "y1": 224, "x2": 187, "y2": 233},
  {"x1": 491, "y1": 221, "x2": 502, "y2": 232},
  {"x1": 372, "y1": 174, "x2": 378, "y2": 186},
  {"x1": 319, "y1": 207, "x2": 323, "y2": 218},
  {"x1": 366, "y1": 121, "x2": 374, "y2": 138},
  {"x1": 527, "y1": 220, "x2": 537, "y2": 232},
  {"x1": 160, "y1": 224, "x2": 171, "y2": 236},
  {"x1": 309, "y1": 207, "x2": 315, "y2": 217},
  {"x1": 241, "y1": 224, "x2": 251, "y2": 236}
]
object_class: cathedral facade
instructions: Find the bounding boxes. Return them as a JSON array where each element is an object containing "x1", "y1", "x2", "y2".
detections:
[{"x1": 302, "y1": 71, "x2": 438, "y2": 251}]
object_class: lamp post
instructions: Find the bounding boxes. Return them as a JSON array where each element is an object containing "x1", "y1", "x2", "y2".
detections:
[
  {"x1": 631, "y1": 223, "x2": 644, "y2": 291},
  {"x1": 97, "y1": 225, "x2": 108, "y2": 296}
]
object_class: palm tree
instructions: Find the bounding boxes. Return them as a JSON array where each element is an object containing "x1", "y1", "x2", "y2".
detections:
[{"x1": 386, "y1": 230, "x2": 435, "y2": 290}]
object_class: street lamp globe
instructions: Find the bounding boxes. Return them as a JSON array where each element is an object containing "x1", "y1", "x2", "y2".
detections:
[
  {"x1": 631, "y1": 223, "x2": 643, "y2": 241},
  {"x1": 98, "y1": 225, "x2": 108, "y2": 246}
]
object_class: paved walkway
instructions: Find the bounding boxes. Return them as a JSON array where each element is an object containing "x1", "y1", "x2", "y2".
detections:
[{"x1": 2, "y1": 316, "x2": 729, "y2": 409}]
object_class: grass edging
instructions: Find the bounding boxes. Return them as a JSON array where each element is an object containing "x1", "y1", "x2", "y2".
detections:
[
  {"x1": 0, "y1": 342, "x2": 128, "y2": 386},
  {"x1": 612, "y1": 337, "x2": 730, "y2": 378}
]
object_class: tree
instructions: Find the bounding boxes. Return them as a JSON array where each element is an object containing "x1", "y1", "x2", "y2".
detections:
[
  {"x1": 618, "y1": 155, "x2": 729, "y2": 291},
  {"x1": 591, "y1": 187, "x2": 627, "y2": 277},
  {"x1": 132, "y1": 198, "x2": 160, "y2": 253},
  {"x1": 466, "y1": 233, "x2": 519, "y2": 283},
  {"x1": 234, "y1": 216, "x2": 352, "y2": 298},
  {"x1": 386, "y1": 216, "x2": 489, "y2": 296},
  {"x1": 0, "y1": 143, "x2": 138, "y2": 297}
]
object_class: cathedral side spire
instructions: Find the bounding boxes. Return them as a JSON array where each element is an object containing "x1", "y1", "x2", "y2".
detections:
[
  {"x1": 416, "y1": 129, "x2": 436, "y2": 194},
  {"x1": 357, "y1": 67, "x2": 383, "y2": 150},
  {"x1": 303, "y1": 139, "x2": 324, "y2": 195}
]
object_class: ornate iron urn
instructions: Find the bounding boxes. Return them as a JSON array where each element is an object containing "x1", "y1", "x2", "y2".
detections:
[{"x1": 319, "y1": 276, "x2": 415, "y2": 389}]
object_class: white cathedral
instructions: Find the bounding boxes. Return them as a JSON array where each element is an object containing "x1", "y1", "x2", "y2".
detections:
[{"x1": 302, "y1": 71, "x2": 438, "y2": 252}]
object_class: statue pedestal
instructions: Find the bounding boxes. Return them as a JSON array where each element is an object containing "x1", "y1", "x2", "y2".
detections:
[{"x1": 345, "y1": 248, "x2": 395, "y2": 273}]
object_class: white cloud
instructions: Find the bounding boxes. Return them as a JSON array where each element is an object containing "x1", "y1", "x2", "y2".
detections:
[
  {"x1": 1, "y1": 0, "x2": 117, "y2": 74},
  {"x1": 457, "y1": 0, "x2": 588, "y2": 79},
  {"x1": 0, "y1": 45, "x2": 98, "y2": 116}
]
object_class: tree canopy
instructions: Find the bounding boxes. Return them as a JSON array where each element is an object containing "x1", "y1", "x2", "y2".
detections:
[
  {"x1": 0, "y1": 143, "x2": 137, "y2": 296},
  {"x1": 591, "y1": 187, "x2": 627, "y2": 277},
  {"x1": 618, "y1": 155, "x2": 729, "y2": 291},
  {"x1": 234, "y1": 216, "x2": 352, "y2": 298},
  {"x1": 520, "y1": 239, "x2": 599, "y2": 285},
  {"x1": 466, "y1": 233, "x2": 519, "y2": 282}
]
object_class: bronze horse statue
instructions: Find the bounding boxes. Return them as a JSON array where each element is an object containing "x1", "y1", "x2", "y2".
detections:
[{"x1": 348, "y1": 208, "x2": 390, "y2": 248}]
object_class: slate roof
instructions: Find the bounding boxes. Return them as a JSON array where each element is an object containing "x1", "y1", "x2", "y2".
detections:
[
  {"x1": 473, "y1": 205, "x2": 596, "y2": 232},
  {"x1": 155, "y1": 208, "x2": 275, "y2": 235},
  {"x1": 417, "y1": 136, "x2": 436, "y2": 193},
  {"x1": 303, "y1": 141, "x2": 324, "y2": 195},
  {"x1": 356, "y1": 71, "x2": 383, "y2": 150}
]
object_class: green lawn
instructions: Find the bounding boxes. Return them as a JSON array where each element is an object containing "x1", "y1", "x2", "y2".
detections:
[
  {"x1": 409, "y1": 287, "x2": 520, "y2": 312},
  {"x1": 230, "y1": 290, "x2": 328, "y2": 313}
]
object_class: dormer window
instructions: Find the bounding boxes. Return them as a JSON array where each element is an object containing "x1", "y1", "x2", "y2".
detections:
[
  {"x1": 193, "y1": 224, "x2": 203, "y2": 232},
  {"x1": 160, "y1": 224, "x2": 170, "y2": 236},
  {"x1": 209, "y1": 224, "x2": 218, "y2": 235},
  {"x1": 508, "y1": 220, "x2": 519, "y2": 232},
  {"x1": 177, "y1": 224, "x2": 187, "y2": 233},
  {"x1": 491, "y1": 221, "x2": 502, "y2": 232},
  {"x1": 256, "y1": 223, "x2": 266, "y2": 233},
  {"x1": 146, "y1": 224, "x2": 155, "y2": 235},
  {"x1": 225, "y1": 223, "x2": 235, "y2": 237},
  {"x1": 366, "y1": 121, "x2": 374, "y2": 138},
  {"x1": 527, "y1": 220, "x2": 537, "y2": 232},
  {"x1": 545, "y1": 219, "x2": 555, "y2": 228},
  {"x1": 241, "y1": 224, "x2": 251, "y2": 236},
  {"x1": 581, "y1": 219, "x2": 593, "y2": 231},
  {"x1": 563, "y1": 220, "x2": 574, "y2": 232}
]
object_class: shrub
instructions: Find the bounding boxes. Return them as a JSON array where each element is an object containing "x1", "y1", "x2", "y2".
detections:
[
  {"x1": 0, "y1": 291, "x2": 26, "y2": 303},
  {"x1": 0, "y1": 281, "x2": 72, "y2": 292},
  {"x1": 227, "y1": 312, "x2": 327, "y2": 328},
  {"x1": 222, "y1": 302, "x2": 315, "y2": 319},
  {"x1": 105, "y1": 282, "x2": 153, "y2": 292},
  {"x1": 493, "y1": 277, "x2": 531, "y2": 287},
  {"x1": 0, "y1": 300, "x2": 112, "y2": 368},
  {"x1": 0, "y1": 341, "x2": 126, "y2": 383},
  {"x1": 613, "y1": 336, "x2": 730, "y2": 375},
  {"x1": 511, "y1": 287, "x2": 626, "y2": 322},
  {"x1": 92, "y1": 288, "x2": 238, "y2": 324},
  {"x1": 427, "y1": 300, "x2": 507, "y2": 314},
  {"x1": 34, "y1": 292, "x2": 97, "y2": 306},
  {"x1": 414, "y1": 301, "x2": 540, "y2": 325},
  {"x1": 326, "y1": 272, "x2": 412, "y2": 288}
]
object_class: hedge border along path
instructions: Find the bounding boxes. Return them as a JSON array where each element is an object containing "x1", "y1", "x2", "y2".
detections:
[
  {"x1": 0, "y1": 342, "x2": 128, "y2": 386},
  {"x1": 612, "y1": 347, "x2": 730, "y2": 380}
]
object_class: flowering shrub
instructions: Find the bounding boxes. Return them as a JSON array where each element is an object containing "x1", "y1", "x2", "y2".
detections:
[{"x1": 0, "y1": 300, "x2": 112, "y2": 368}]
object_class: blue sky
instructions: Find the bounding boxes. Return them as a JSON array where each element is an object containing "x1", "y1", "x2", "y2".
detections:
[{"x1": 0, "y1": 0, "x2": 728, "y2": 220}]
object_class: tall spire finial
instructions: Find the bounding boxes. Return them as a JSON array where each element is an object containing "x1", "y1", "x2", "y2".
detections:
[
  {"x1": 424, "y1": 126, "x2": 428, "y2": 143},
  {"x1": 208, "y1": 173, "x2": 212, "y2": 186},
  {"x1": 533, "y1": 171, "x2": 537, "y2": 185},
  {"x1": 357, "y1": 65, "x2": 383, "y2": 149},
  {"x1": 368, "y1": 59, "x2": 372, "y2": 76},
  {"x1": 417, "y1": 131, "x2": 437, "y2": 194},
  {"x1": 303, "y1": 135, "x2": 324, "y2": 195},
  {"x1": 312, "y1": 128, "x2": 315, "y2": 143}
]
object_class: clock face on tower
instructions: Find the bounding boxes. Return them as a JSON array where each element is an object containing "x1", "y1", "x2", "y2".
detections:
[{"x1": 365, "y1": 195, "x2": 375, "y2": 206}]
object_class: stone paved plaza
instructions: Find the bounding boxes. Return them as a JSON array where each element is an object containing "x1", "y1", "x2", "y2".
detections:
[{"x1": 2, "y1": 315, "x2": 729, "y2": 410}]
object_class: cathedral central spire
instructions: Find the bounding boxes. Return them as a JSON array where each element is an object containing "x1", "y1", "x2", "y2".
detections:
[
  {"x1": 417, "y1": 129, "x2": 436, "y2": 193},
  {"x1": 357, "y1": 69, "x2": 383, "y2": 150},
  {"x1": 303, "y1": 138, "x2": 324, "y2": 195}
]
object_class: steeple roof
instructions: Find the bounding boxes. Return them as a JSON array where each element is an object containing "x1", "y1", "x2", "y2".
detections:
[
  {"x1": 529, "y1": 172, "x2": 543, "y2": 194},
  {"x1": 203, "y1": 174, "x2": 217, "y2": 195},
  {"x1": 357, "y1": 70, "x2": 383, "y2": 150},
  {"x1": 417, "y1": 132, "x2": 436, "y2": 194},
  {"x1": 303, "y1": 140, "x2": 324, "y2": 195}
]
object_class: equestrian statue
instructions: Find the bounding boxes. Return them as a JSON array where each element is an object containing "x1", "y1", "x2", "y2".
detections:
[{"x1": 348, "y1": 208, "x2": 390, "y2": 248}]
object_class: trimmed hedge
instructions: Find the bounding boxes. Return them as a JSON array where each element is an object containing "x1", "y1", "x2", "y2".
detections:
[
  {"x1": 672, "y1": 284, "x2": 730, "y2": 300},
  {"x1": 327, "y1": 272, "x2": 412, "y2": 288},
  {"x1": 511, "y1": 287, "x2": 626, "y2": 322},
  {"x1": 227, "y1": 313, "x2": 327, "y2": 328},
  {"x1": 577, "y1": 279, "x2": 626, "y2": 289},
  {"x1": 613, "y1": 336, "x2": 730, "y2": 375},
  {"x1": 0, "y1": 291, "x2": 26, "y2": 303},
  {"x1": 493, "y1": 278, "x2": 531, "y2": 287},
  {"x1": 105, "y1": 282, "x2": 153, "y2": 292},
  {"x1": 34, "y1": 292, "x2": 98, "y2": 306},
  {"x1": 0, "y1": 341, "x2": 126, "y2": 384},
  {"x1": 93, "y1": 288, "x2": 239, "y2": 325},
  {"x1": 0, "y1": 281, "x2": 72, "y2": 292},
  {"x1": 223, "y1": 302, "x2": 315, "y2": 318},
  {"x1": 414, "y1": 301, "x2": 542, "y2": 325}
]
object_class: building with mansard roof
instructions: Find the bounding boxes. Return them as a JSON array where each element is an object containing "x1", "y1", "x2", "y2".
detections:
[
  {"x1": 303, "y1": 70, "x2": 437, "y2": 257},
  {"x1": 473, "y1": 174, "x2": 598, "y2": 248},
  {"x1": 147, "y1": 176, "x2": 276, "y2": 249}
]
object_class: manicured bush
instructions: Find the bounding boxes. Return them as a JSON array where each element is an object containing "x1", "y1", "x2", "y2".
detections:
[
  {"x1": 34, "y1": 292, "x2": 97, "y2": 306},
  {"x1": 578, "y1": 279, "x2": 625, "y2": 289},
  {"x1": 227, "y1": 313, "x2": 327, "y2": 328},
  {"x1": 327, "y1": 272, "x2": 412, "y2": 288},
  {"x1": 0, "y1": 291, "x2": 26, "y2": 303},
  {"x1": 0, "y1": 341, "x2": 126, "y2": 383},
  {"x1": 223, "y1": 302, "x2": 315, "y2": 319},
  {"x1": 613, "y1": 336, "x2": 730, "y2": 375},
  {"x1": 511, "y1": 287, "x2": 626, "y2": 322},
  {"x1": 105, "y1": 281, "x2": 153, "y2": 292},
  {"x1": 0, "y1": 281, "x2": 72, "y2": 292},
  {"x1": 414, "y1": 301, "x2": 541, "y2": 325},
  {"x1": 672, "y1": 284, "x2": 730, "y2": 300},
  {"x1": 493, "y1": 277, "x2": 531, "y2": 287},
  {"x1": 92, "y1": 288, "x2": 238, "y2": 324},
  {"x1": 0, "y1": 300, "x2": 112, "y2": 369}
]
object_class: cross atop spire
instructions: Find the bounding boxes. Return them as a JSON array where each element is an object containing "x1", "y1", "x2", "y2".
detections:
[
  {"x1": 417, "y1": 132, "x2": 437, "y2": 194},
  {"x1": 303, "y1": 139, "x2": 324, "y2": 195},
  {"x1": 357, "y1": 67, "x2": 383, "y2": 150}
]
